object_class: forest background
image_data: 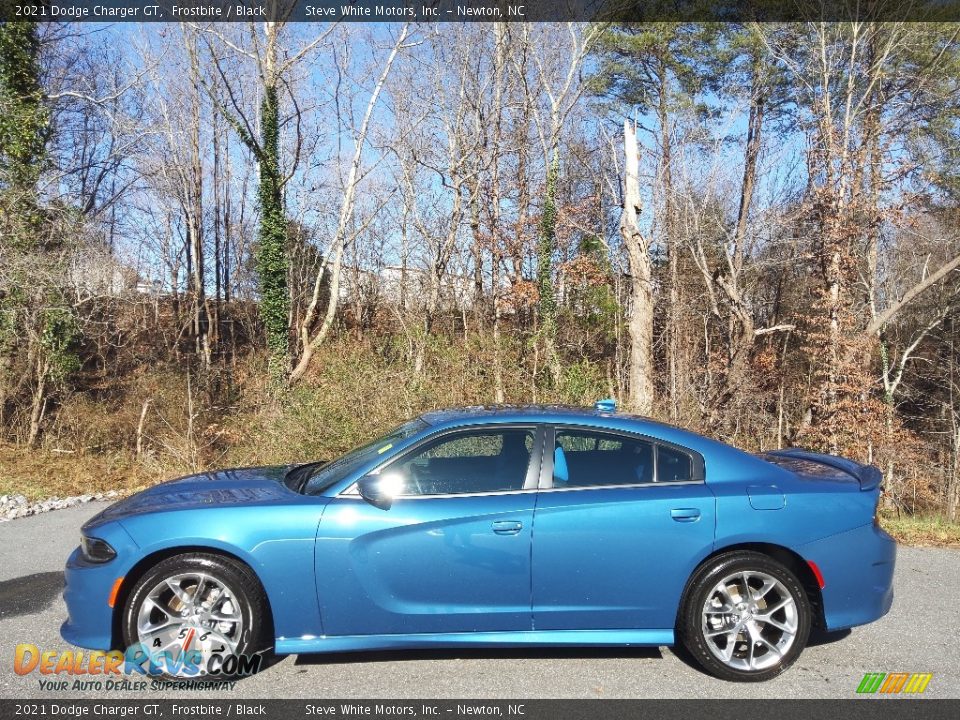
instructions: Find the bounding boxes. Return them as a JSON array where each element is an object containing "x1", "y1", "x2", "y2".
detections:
[{"x1": 2, "y1": 17, "x2": 960, "y2": 543}]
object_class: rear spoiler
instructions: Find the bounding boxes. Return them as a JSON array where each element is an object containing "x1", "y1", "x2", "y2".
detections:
[{"x1": 766, "y1": 448, "x2": 882, "y2": 491}]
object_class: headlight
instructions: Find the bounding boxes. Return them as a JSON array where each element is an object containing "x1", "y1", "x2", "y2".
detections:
[{"x1": 80, "y1": 535, "x2": 116, "y2": 563}]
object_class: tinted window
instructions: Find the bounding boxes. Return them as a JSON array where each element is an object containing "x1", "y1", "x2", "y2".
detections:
[
  {"x1": 554, "y1": 430, "x2": 654, "y2": 487},
  {"x1": 300, "y1": 419, "x2": 428, "y2": 495},
  {"x1": 384, "y1": 429, "x2": 535, "y2": 496},
  {"x1": 657, "y1": 444, "x2": 693, "y2": 482}
]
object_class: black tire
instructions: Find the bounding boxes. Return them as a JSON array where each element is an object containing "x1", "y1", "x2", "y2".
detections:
[
  {"x1": 122, "y1": 552, "x2": 268, "y2": 679},
  {"x1": 678, "y1": 551, "x2": 811, "y2": 682}
]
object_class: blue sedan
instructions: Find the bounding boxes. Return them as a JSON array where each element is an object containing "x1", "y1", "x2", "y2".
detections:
[{"x1": 62, "y1": 402, "x2": 895, "y2": 681}]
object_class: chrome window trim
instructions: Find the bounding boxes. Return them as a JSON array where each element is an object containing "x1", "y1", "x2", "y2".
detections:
[
  {"x1": 339, "y1": 487, "x2": 543, "y2": 501},
  {"x1": 536, "y1": 479, "x2": 705, "y2": 494}
]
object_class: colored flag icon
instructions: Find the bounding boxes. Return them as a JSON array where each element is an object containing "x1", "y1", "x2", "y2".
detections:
[{"x1": 857, "y1": 672, "x2": 932, "y2": 694}]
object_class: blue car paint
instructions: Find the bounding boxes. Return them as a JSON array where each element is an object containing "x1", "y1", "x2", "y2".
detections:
[
  {"x1": 530, "y1": 483, "x2": 715, "y2": 632},
  {"x1": 61, "y1": 521, "x2": 141, "y2": 649},
  {"x1": 315, "y1": 492, "x2": 537, "y2": 637},
  {"x1": 61, "y1": 405, "x2": 895, "y2": 656},
  {"x1": 799, "y1": 523, "x2": 895, "y2": 631}
]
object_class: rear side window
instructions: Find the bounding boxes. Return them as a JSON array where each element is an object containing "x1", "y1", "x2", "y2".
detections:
[
  {"x1": 552, "y1": 429, "x2": 699, "y2": 487},
  {"x1": 554, "y1": 430, "x2": 654, "y2": 487}
]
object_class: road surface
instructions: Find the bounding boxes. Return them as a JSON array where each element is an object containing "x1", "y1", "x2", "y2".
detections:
[{"x1": 0, "y1": 502, "x2": 957, "y2": 699}]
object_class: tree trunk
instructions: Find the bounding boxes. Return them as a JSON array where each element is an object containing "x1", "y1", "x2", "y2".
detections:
[
  {"x1": 714, "y1": 61, "x2": 766, "y2": 411},
  {"x1": 949, "y1": 422, "x2": 960, "y2": 522},
  {"x1": 290, "y1": 25, "x2": 408, "y2": 383},
  {"x1": 621, "y1": 120, "x2": 654, "y2": 415},
  {"x1": 490, "y1": 21, "x2": 507, "y2": 403},
  {"x1": 537, "y1": 149, "x2": 563, "y2": 387},
  {"x1": 657, "y1": 59, "x2": 678, "y2": 420},
  {"x1": 184, "y1": 28, "x2": 209, "y2": 369},
  {"x1": 256, "y1": 24, "x2": 290, "y2": 383},
  {"x1": 27, "y1": 358, "x2": 48, "y2": 449}
]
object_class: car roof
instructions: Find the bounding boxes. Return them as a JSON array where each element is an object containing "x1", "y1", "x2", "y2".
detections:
[
  {"x1": 420, "y1": 404, "x2": 615, "y2": 423},
  {"x1": 419, "y1": 404, "x2": 685, "y2": 434}
]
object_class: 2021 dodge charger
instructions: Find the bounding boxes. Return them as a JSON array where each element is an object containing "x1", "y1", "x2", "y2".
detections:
[{"x1": 62, "y1": 402, "x2": 895, "y2": 681}]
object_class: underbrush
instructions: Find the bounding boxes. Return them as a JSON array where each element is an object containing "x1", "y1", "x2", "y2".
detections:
[
  {"x1": 879, "y1": 513, "x2": 960, "y2": 547},
  {"x1": 0, "y1": 443, "x2": 155, "y2": 501},
  {"x1": 2, "y1": 334, "x2": 612, "y2": 498},
  {"x1": 5, "y1": 333, "x2": 958, "y2": 548}
]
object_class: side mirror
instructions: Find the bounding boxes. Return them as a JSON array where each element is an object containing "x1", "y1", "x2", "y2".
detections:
[{"x1": 356, "y1": 473, "x2": 403, "y2": 510}]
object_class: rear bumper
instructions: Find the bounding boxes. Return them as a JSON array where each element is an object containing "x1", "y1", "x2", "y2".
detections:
[{"x1": 799, "y1": 523, "x2": 896, "y2": 631}]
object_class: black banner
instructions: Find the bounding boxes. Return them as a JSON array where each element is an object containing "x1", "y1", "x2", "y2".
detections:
[
  {"x1": 4, "y1": 1, "x2": 960, "y2": 23},
  {"x1": 1, "y1": 700, "x2": 960, "y2": 720}
]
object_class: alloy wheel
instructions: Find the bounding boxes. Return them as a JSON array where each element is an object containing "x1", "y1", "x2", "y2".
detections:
[
  {"x1": 700, "y1": 570, "x2": 799, "y2": 672},
  {"x1": 136, "y1": 572, "x2": 244, "y2": 665}
]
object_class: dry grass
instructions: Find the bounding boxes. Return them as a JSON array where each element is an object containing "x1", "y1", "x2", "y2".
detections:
[
  {"x1": 0, "y1": 443, "x2": 158, "y2": 501},
  {"x1": 3, "y1": 341, "x2": 958, "y2": 547},
  {"x1": 879, "y1": 513, "x2": 960, "y2": 548}
]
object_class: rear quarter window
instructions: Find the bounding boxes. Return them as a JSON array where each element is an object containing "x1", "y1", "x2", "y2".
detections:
[{"x1": 658, "y1": 444, "x2": 693, "y2": 482}]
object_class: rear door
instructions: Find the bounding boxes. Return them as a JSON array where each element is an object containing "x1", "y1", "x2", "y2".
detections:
[
  {"x1": 316, "y1": 425, "x2": 543, "y2": 636},
  {"x1": 531, "y1": 425, "x2": 716, "y2": 631}
]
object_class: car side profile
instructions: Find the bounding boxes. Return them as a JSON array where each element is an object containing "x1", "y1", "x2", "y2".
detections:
[{"x1": 62, "y1": 403, "x2": 895, "y2": 681}]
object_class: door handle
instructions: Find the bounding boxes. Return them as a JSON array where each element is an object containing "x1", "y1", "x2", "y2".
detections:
[
  {"x1": 492, "y1": 520, "x2": 523, "y2": 535},
  {"x1": 670, "y1": 508, "x2": 701, "y2": 522}
]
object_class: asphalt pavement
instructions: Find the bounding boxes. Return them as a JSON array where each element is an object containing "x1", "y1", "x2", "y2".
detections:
[{"x1": 0, "y1": 502, "x2": 957, "y2": 699}]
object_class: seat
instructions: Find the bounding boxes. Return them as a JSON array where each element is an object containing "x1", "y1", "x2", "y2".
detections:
[
  {"x1": 553, "y1": 445, "x2": 569, "y2": 485},
  {"x1": 495, "y1": 433, "x2": 531, "y2": 489}
]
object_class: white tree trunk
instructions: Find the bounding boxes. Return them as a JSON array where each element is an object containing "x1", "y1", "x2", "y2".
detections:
[
  {"x1": 290, "y1": 25, "x2": 409, "y2": 383},
  {"x1": 621, "y1": 120, "x2": 655, "y2": 415}
]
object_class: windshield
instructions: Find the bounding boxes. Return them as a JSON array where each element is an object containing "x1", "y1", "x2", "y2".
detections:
[{"x1": 294, "y1": 418, "x2": 428, "y2": 495}]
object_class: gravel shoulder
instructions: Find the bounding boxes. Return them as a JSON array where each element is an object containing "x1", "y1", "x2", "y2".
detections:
[
  {"x1": 0, "y1": 502, "x2": 957, "y2": 699},
  {"x1": 0, "y1": 492, "x2": 119, "y2": 522}
]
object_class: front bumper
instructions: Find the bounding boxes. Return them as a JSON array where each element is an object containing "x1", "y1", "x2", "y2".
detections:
[
  {"x1": 61, "y1": 546, "x2": 121, "y2": 650},
  {"x1": 61, "y1": 523, "x2": 140, "y2": 651},
  {"x1": 800, "y1": 522, "x2": 896, "y2": 632}
]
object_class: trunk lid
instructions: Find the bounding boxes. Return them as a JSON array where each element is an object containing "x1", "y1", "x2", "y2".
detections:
[{"x1": 758, "y1": 448, "x2": 881, "y2": 491}]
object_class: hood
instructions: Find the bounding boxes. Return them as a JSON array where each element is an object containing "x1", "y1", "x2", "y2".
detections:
[{"x1": 84, "y1": 465, "x2": 296, "y2": 527}]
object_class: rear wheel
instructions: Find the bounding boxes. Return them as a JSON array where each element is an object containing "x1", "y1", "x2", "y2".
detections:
[
  {"x1": 679, "y1": 551, "x2": 811, "y2": 682},
  {"x1": 122, "y1": 553, "x2": 267, "y2": 678}
]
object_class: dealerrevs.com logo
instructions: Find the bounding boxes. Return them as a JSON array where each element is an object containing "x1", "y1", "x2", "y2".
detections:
[
  {"x1": 856, "y1": 672, "x2": 933, "y2": 695},
  {"x1": 14, "y1": 643, "x2": 261, "y2": 691}
]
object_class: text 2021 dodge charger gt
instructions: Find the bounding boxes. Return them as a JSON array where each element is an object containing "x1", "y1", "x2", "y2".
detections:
[{"x1": 62, "y1": 402, "x2": 895, "y2": 681}]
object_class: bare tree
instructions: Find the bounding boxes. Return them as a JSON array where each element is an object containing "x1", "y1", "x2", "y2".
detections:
[
  {"x1": 518, "y1": 23, "x2": 603, "y2": 386},
  {"x1": 619, "y1": 119, "x2": 654, "y2": 414},
  {"x1": 289, "y1": 24, "x2": 412, "y2": 382}
]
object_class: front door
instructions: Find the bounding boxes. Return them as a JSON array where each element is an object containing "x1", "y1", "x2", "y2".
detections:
[{"x1": 316, "y1": 425, "x2": 542, "y2": 636}]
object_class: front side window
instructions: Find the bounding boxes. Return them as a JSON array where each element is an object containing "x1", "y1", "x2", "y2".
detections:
[{"x1": 381, "y1": 428, "x2": 535, "y2": 496}]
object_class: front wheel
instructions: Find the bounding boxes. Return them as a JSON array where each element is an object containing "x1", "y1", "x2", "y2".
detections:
[
  {"x1": 679, "y1": 551, "x2": 811, "y2": 682},
  {"x1": 121, "y1": 553, "x2": 267, "y2": 678}
]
